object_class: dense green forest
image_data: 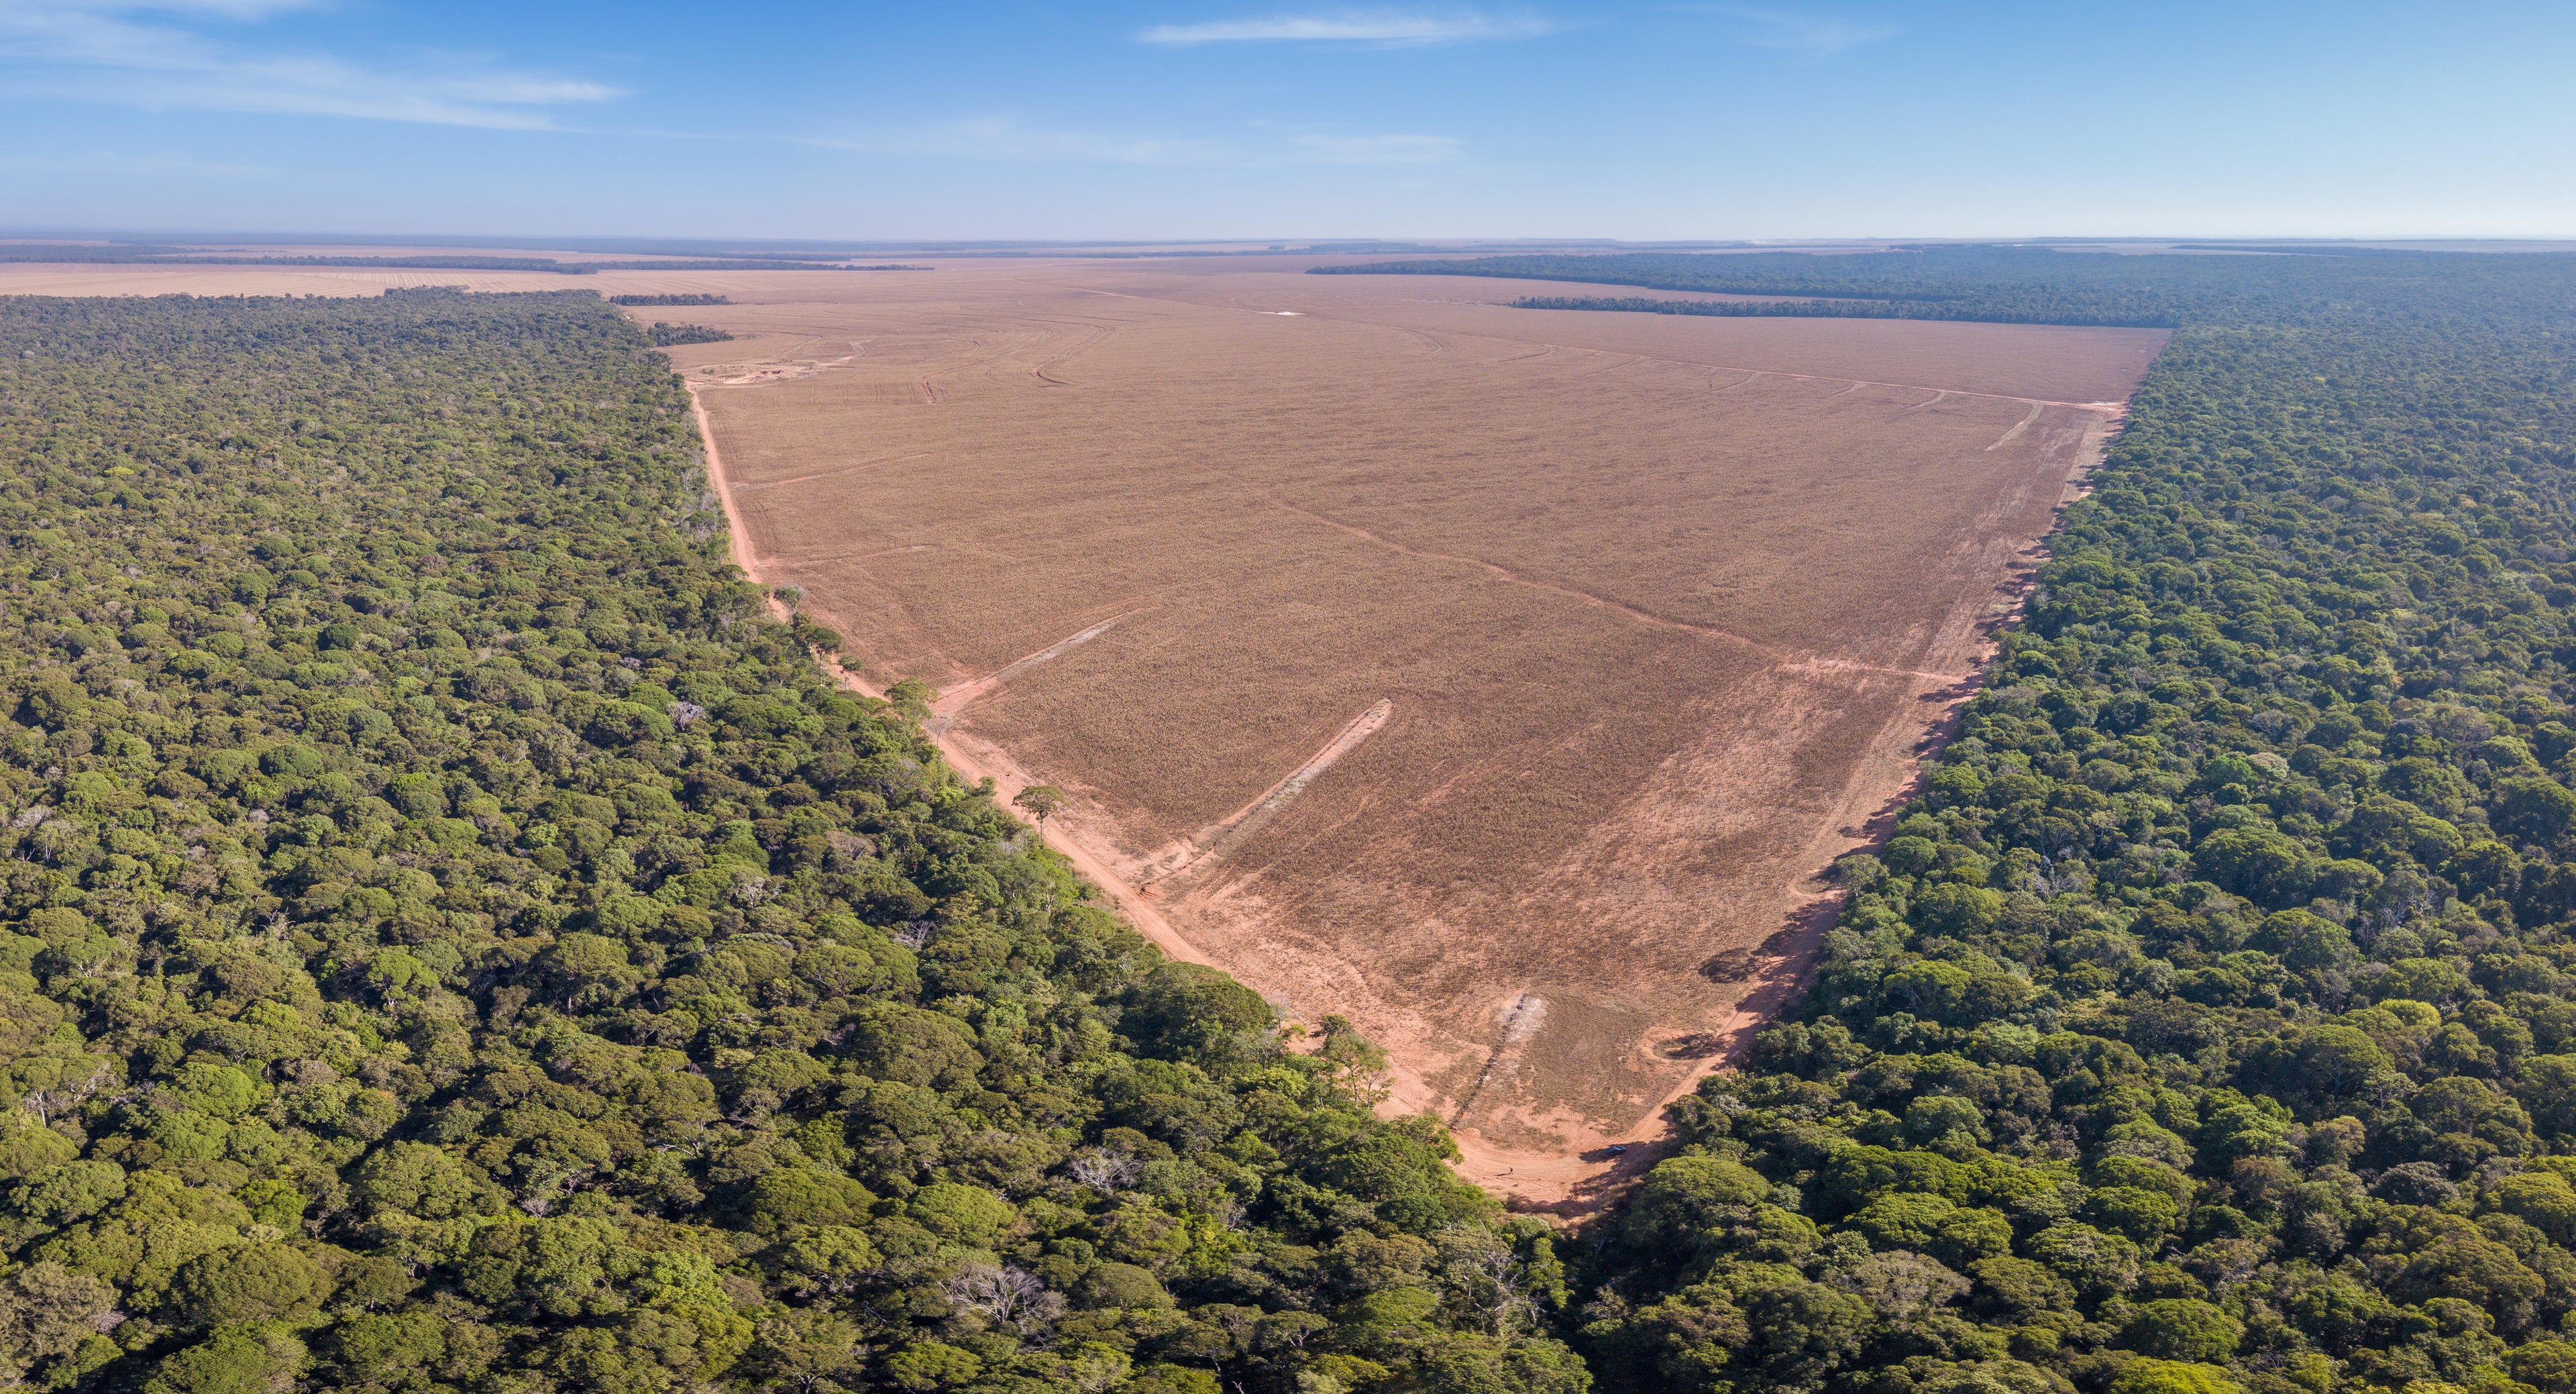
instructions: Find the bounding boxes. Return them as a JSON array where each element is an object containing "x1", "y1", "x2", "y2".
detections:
[
  {"x1": 0, "y1": 288, "x2": 1584, "y2": 1393},
  {"x1": 1418, "y1": 248, "x2": 2576, "y2": 1394}
]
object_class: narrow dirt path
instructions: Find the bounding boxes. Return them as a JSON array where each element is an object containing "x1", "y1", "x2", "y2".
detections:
[
  {"x1": 686, "y1": 384, "x2": 1217, "y2": 971},
  {"x1": 1182, "y1": 454, "x2": 1962, "y2": 684},
  {"x1": 1986, "y1": 402, "x2": 2045, "y2": 451},
  {"x1": 738, "y1": 451, "x2": 934, "y2": 492},
  {"x1": 930, "y1": 610, "x2": 1144, "y2": 724},
  {"x1": 1135, "y1": 698, "x2": 1394, "y2": 887}
]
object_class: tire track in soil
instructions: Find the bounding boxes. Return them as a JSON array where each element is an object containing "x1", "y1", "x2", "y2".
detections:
[
  {"x1": 737, "y1": 451, "x2": 934, "y2": 491},
  {"x1": 1178, "y1": 455, "x2": 1958, "y2": 684},
  {"x1": 1986, "y1": 401, "x2": 2045, "y2": 451},
  {"x1": 1135, "y1": 698, "x2": 1394, "y2": 890},
  {"x1": 1020, "y1": 316, "x2": 1120, "y2": 387},
  {"x1": 928, "y1": 610, "x2": 1145, "y2": 727},
  {"x1": 915, "y1": 328, "x2": 1056, "y2": 406}
]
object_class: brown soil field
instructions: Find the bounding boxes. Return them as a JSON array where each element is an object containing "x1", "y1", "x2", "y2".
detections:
[
  {"x1": 669, "y1": 260, "x2": 2166, "y2": 1203},
  {"x1": 21, "y1": 256, "x2": 2165, "y2": 1205}
]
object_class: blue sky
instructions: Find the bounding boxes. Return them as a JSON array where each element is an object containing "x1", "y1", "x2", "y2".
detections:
[{"x1": 1, "y1": 1, "x2": 2571, "y2": 241}]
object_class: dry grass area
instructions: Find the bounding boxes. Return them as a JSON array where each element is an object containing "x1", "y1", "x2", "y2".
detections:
[{"x1": 19, "y1": 256, "x2": 2164, "y2": 1202}]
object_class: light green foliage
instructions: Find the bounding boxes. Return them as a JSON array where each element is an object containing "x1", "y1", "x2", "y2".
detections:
[
  {"x1": 2110, "y1": 1358, "x2": 2245, "y2": 1394},
  {"x1": 167, "y1": 1243, "x2": 331, "y2": 1325}
]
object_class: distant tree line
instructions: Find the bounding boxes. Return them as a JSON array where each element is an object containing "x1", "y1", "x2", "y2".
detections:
[
  {"x1": 609, "y1": 295, "x2": 733, "y2": 307},
  {"x1": 1316, "y1": 244, "x2": 2576, "y2": 329},
  {"x1": 647, "y1": 322, "x2": 734, "y2": 346}
]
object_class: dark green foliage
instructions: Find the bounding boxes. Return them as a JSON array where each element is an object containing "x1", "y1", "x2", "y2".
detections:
[
  {"x1": 1572, "y1": 248, "x2": 2576, "y2": 1394},
  {"x1": 645, "y1": 323, "x2": 734, "y2": 347},
  {"x1": 0, "y1": 290, "x2": 1582, "y2": 1392},
  {"x1": 608, "y1": 295, "x2": 732, "y2": 307}
]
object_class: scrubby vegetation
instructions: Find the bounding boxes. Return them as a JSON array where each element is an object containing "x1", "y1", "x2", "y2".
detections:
[
  {"x1": 647, "y1": 322, "x2": 734, "y2": 347},
  {"x1": 1539, "y1": 251, "x2": 2576, "y2": 1394},
  {"x1": 0, "y1": 288, "x2": 1584, "y2": 1393},
  {"x1": 611, "y1": 296, "x2": 733, "y2": 307}
]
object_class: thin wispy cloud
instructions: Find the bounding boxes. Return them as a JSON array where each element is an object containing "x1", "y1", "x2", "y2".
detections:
[
  {"x1": 1139, "y1": 8, "x2": 1554, "y2": 46},
  {"x1": 0, "y1": 0, "x2": 619, "y2": 128},
  {"x1": 808, "y1": 116, "x2": 1463, "y2": 168},
  {"x1": 1684, "y1": 4, "x2": 1896, "y2": 56}
]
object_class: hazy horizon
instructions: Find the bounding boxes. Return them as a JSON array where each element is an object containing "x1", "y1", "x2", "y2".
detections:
[{"x1": 3, "y1": 1, "x2": 2571, "y2": 242}]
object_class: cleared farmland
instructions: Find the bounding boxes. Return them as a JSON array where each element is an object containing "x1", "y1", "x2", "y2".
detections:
[
  {"x1": 17, "y1": 256, "x2": 2164, "y2": 1197},
  {"x1": 672, "y1": 260, "x2": 2164, "y2": 1197}
]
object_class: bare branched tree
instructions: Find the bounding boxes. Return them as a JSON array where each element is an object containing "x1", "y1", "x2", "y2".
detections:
[
  {"x1": 1436, "y1": 1226, "x2": 1540, "y2": 1336},
  {"x1": 20, "y1": 1063, "x2": 112, "y2": 1126},
  {"x1": 1065, "y1": 1147, "x2": 1143, "y2": 1193},
  {"x1": 943, "y1": 1263, "x2": 1065, "y2": 1330}
]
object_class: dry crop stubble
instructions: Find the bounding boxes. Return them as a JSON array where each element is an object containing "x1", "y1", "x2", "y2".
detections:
[
  {"x1": 682, "y1": 260, "x2": 2164, "y2": 1201},
  {"x1": 13, "y1": 257, "x2": 2159, "y2": 1201}
]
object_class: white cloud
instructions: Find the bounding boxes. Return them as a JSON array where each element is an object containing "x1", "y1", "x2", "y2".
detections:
[
  {"x1": 1139, "y1": 8, "x2": 1554, "y2": 46},
  {"x1": 0, "y1": 0, "x2": 619, "y2": 128},
  {"x1": 1684, "y1": 5, "x2": 1896, "y2": 56},
  {"x1": 809, "y1": 117, "x2": 1463, "y2": 168}
]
